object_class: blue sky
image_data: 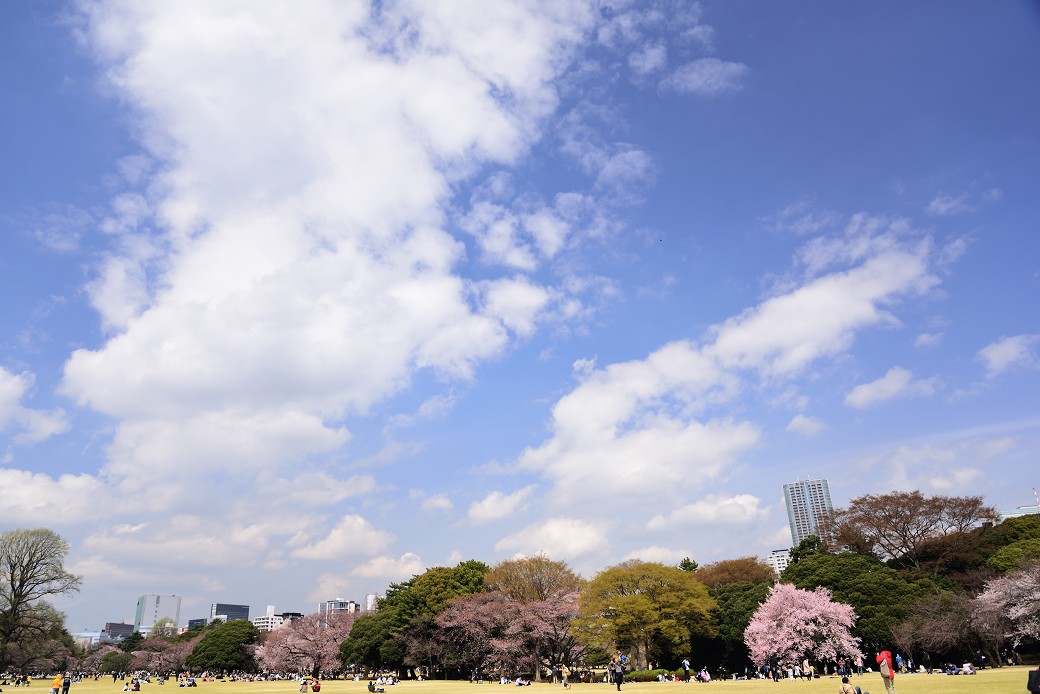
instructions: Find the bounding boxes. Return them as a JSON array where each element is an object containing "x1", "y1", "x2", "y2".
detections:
[{"x1": 1, "y1": 1, "x2": 1038, "y2": 632}]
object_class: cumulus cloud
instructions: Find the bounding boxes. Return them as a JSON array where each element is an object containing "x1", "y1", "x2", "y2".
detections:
[
  {"x1": 349, "y1": 552, "x2": 425, "y2": 580},
  {"x1": 0, "y1": 469, "x2": 102, "y2": 524},
  {"x1": 844, "y1": 367, "x2": 938, "y2": 409},
  {"x1": 978, "y1": 334, "x2": 1039, "y2": 378},
  {"x1": 786, "y1": 414, "x2": 824, "y2": 436},
  {"x1": 290, "y1": 515, "x2": 395, "y2": 560},
  {"x1": 646, "y1": 494, "x2": 767, "y2": 530},
  {"x1": 468, "y1": 486, "x2": 535, "y2": 524},
  {"x1": 51, "y1": 2, "x2": 622, "y2": 531},
  {"x1": 495, "y1": 517, "x2": 607, "y2": 557}
]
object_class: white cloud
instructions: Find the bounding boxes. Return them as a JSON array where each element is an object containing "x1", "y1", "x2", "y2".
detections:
[
  {"x1": 468, "y1": 486, "x2": 535, "y2": 525},
  {"x1": 0, "y1": 368, "x2": 30, "y2": 429},
  {"x1": 914, "y1": 332, "x2": 943, "y2": 349},
  {"x1": 594, "y1": 148, "x2": 656, "y2": 201},
  {"x1": 521, "y1": 225, "x2": 939, "y2": 508},
  {"x1": 495, "y1": 517, "x2": 607, "y2": 558},
  {"x1": 349, "y1": 552, "x2": 425, "y2": 580},
  {"x1": 978, "y1": 334, "x2": 1039, "y2": 378},
  {"x1": 928, "y1": 467, "x2": 983, "y2": 492},
  {"x1": 0, "y1": 367, "x2": 69, "y2": 446},
  {"x1": 628, "y1": 43, "x2": 667, "y2": 76},
  {"x1": 522, "y1": 208, "x2": 570, "y2": 258},
  {"x1": 83, "y1": 514, "x2": 297, "y2": 567},
  {"x1": 765, "y1": 198, "x2": 843, "y2": 237},
  {"x1": 481, "y1": 277, "x2": 551, "y2": 338},
  {"x1": 622, "y1": 546, "x2": 689, "y2": 565},
  {"x1": 421, "y1": 495, "x2": 454, "y2": 513},
  {"x1": 646, "y1": 494, "x2": 767, "y2": 530},
  {"x1": 101, "y1": 411, "x2": 349, "y2": 504},
  {"x1": 661, "y1": 58, "x2": 749, "y2": 96},
  {"x1": 0, "y1": 469, "x2": 103, "y2": 524},
  {"x1": 290, "y1": 515, "x2": 395, "y2": 560},
  {"x1": 844, "y1": 367, "x2": 938, "y2": 409},
  {"x1": 268, "y1": 472, "x2": 377, "y2": 506},
  {"x1": 786, "y1": 414, "x2": 824, "y2": 436},
  {"x1": 926, "y1": 193, "x2": 971, "y2": 216},
  {"x1": 56, "y1": 0, "x2": 604, "y2": 530}
]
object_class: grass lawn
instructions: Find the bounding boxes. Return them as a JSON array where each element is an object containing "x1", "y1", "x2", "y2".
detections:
[{"x1": 35, "y1": 669, "x2": 1035, "y2": 694}]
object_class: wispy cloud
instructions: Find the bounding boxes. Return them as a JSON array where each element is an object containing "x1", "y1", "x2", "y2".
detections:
[
  {"x1": 978, "y1": 335, "x2": 1039, "y2": 378},
  {"x1": 845, "y1": 367, "x2": 938, "y2": 409}
]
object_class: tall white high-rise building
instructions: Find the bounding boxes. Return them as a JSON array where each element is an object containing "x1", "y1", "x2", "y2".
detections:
[
  {"x1": 134, "y1": 594, "x2": 182, "y2": 635},
  {"x1": 783, "y1": 477, "x2": 833, "y2": 547}
]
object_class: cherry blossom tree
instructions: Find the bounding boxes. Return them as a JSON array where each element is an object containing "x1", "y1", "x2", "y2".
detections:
[
  {"x1": 131, "y1": 636, "x2": 195, "y2": 675},
  {"x1": 259, "y1": 612, "x2": 355, "y2": 677},
  {"x1": 973, "y1": 560, "x2": 1040, "y2": 646},
  {"x1": 486, "y1": 556, "x2": 583, "y2": 678},
  {"x1": 81, "y1": 643, "x2": 120, "y2": 672},
  {"x1": 435, "y1": 591, "x2": 515, "y2": 676},
  {"x1": 744, "y1": 583, "x2": 862, "y2": 668}
]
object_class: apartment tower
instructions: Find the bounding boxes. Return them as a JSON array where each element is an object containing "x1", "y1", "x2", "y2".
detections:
[{"x1": 783, "y1": 477, "x2": 833, "y2": 547}]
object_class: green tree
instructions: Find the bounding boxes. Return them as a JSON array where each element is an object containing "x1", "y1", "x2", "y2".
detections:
[
  {"x1": 574, "y1": 560, "x2": 716, "y2": 670},
  {"x1": 101, "y1": 649, "x2": 133, "y2": 673},
  {"x1": 381, "y1": 560, "x2": 489, "y2": 621},
  {"x1": 344, "y1": 559, "x2": 487, "y2": 676},
  {"x1": 707, "y1": 581, "x2": 771, "y2": 672},
  {"x1": 677, "y1": 557, "x2": 699, "y2": 572},
  {"x1": 120, "y1": 632, "x2": 145, "y2": 653},
  {"x1": 0, "y1": 529, "x2": 81, "y2": 672},
  {"x1": 789, "y1": 535, "x2": 822, "y2": 564},
  {"x1": 185, "y1": 619, "x2": 259, "y2": 672},
  {"x1": 148, "y1": 617, "x2": 178, "y2": 639},
  {"x1": 987, "y1": 538, "x2": 1040, "y2": 573},
  {"x1": 338, "y1": 610, "x2": 403, "y2": 671},
  {"x1": 781, "y1": 551, "x2": 932, "y2": 646}
]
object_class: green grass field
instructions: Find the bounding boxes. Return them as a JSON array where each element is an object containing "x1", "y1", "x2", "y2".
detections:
[{"x1": 28, "y1": 669, "x2": 1034, "y2": 694}]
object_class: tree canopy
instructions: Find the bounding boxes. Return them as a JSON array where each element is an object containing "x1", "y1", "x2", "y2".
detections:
[
  {"x1": 185, "y1": 619, "x2": 260, "y2": 672},
  {"x1": 575, "y1": 560, "x2": 715, "y2": 670},
  {"x1": 695, "y1": 557, "x2": 775, "y2": 589},
  {"x1": 0, "y1": 529, "x2": 81, "y2": 672},
  {"x1": 826, "y1": 491, "x2": 999, "y2": 570},
  {"x1": 744, "y1": 583, "x2": 862, "y2": 668},
  {"x1": 781, "y1": 549, "x2": 932, "y2": 646}
]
